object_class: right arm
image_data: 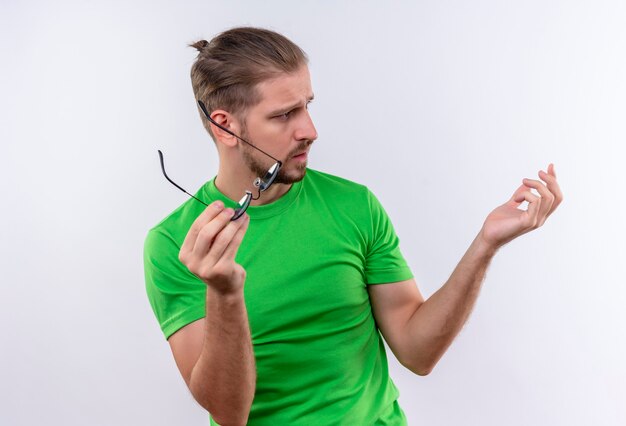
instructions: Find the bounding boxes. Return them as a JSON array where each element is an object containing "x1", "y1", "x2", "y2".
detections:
[{"x1": 168, "y1": 202, "x2": 255, "y2": 426}]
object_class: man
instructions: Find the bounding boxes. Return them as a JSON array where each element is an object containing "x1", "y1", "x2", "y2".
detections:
[{"x1": 144, "y1": 27, "x2": 563, "y2": 425}]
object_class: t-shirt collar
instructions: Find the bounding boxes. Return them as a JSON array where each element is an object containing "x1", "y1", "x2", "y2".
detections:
[{"x1": 202, "y1": 172, "x2": 305, "y2": 220}]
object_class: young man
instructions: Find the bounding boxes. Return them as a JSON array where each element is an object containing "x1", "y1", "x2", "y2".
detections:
[{"x1": 144, "y1": 27, "x2": 563, "y2": 425}]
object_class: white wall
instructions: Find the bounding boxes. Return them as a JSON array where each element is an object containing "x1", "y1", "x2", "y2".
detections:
[{"x1": 2, "y1": 1, "x2": 625, "y2": 425}]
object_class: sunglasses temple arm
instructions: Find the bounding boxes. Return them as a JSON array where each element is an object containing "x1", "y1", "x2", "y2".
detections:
[{"x1": 158, "y1": 150, "x2": 209, "y2": 207}]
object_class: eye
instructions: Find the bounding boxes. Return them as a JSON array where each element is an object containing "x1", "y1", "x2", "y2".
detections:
[{"x1": 275, "y1": 110, "x2": 294, "y2": 121}]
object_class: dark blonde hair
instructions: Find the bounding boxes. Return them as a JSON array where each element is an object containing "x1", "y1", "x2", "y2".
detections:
[{"x1": 189, "y1": 27, "x2": 308, "y2": 139}]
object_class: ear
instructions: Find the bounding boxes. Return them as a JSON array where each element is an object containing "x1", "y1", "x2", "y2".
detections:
[{"x1": 209, "y1": 110, "x2": 241, "y2": 147}]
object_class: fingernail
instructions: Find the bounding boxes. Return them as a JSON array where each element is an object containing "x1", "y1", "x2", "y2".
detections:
[{"x1": 214, "y1": 200, "x2": 224, "y2": 210}]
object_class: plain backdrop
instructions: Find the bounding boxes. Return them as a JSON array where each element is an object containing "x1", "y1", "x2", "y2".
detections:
[{"x1": 2, "y1": 1, "x2": 625, "y2": 425}]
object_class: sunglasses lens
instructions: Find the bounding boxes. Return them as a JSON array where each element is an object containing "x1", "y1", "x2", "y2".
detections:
[
  {"x1": 233, "y1": 191, "x2": 252, "y2": 220},
  {"x1": 257, "y1": 162, "x2": 281, "y2": 191}
]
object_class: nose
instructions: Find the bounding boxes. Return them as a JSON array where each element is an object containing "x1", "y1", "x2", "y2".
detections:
[{"x1": 294, "y1": 109, "x2": 318, "y2": 142}]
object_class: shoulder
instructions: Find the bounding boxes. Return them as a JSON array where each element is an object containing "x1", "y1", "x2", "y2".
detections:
[
  {"x1": 143, "y1": 194, "x2": 205, "y2": 296},
  {"x1": 305, "y1": 168, "x2": 367, "y2": 189},
  {"x1": 304, "y1": 168, "x2": 370, "y2": 200},
  {"x1": 145, "y1": 193, "x2": 206, "y2": 255},
  {"x1": 302, "y1": 168, "x2": 382, "y2": 228}
]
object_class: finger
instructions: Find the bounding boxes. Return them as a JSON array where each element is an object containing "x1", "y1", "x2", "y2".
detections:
[
  {"x1": 548, "y1": 163, "x2": 556, "y2": 179},
  {"x1": 180, "y1": 201, "x2": 225, "y2": 255},
  {"x1": 221, "y1": 214, "x2": 250, "y2": 263},
  {"x1": 538, "y1": 165, "x2": 563, "y2": 214},
  {"x1": 192, "y1": 208, "x2": 236, "y2": 255},
  {"x1": 520, "y1": 190, "x2": 541, "y2": 227},
  {"x1": 522, "y1": 178, "x2": 554, "y2": 225},
  {"x1": 509, "y1": 185, "x2": 526, "y2": 206},
  {"x1": 206, "y1": 212, "x2": 249, "y2": 264},
  {"x1": 509, "y1": 184, "x2": 528, "y2": 205}
]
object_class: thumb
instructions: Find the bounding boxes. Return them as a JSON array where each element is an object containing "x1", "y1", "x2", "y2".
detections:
[{"x1": 510, "y1": 184, "x2": 528, "y2": 204}]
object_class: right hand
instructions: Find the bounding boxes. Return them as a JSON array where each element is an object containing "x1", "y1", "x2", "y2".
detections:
[{"x1": 179, "y1": 200, "x2": 250, "y2": 295}]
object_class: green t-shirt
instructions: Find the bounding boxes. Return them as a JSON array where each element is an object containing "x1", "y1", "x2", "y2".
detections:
[{"x1": 144, "y1": 168, "x2": 414, "y2": 425}]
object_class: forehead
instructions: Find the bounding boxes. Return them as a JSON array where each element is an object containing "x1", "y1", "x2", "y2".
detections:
[{"x1": 253, "y1": 65, "x2": 313, "y2": 110}]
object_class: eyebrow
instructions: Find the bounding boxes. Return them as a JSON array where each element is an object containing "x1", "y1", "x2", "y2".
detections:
[{"x1": 267, "y1": 94, "x2": 315, "y2": 116}]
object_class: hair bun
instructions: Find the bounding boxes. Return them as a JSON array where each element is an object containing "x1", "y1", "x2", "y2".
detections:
[{"x1": 190, "y1": 39, "x2": 209, "y2": 53}]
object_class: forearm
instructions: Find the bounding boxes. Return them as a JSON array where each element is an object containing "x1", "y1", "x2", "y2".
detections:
[
  {"x1": 404, "y1": 230, "x2": 497, "y2": 375},
  {"x1": 190, "y1": 287, "x2": 256, "y2": 426}
]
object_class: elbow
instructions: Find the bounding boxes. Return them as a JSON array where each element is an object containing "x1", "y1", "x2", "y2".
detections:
[
  {"x1": 189, "y1": 384, "x2": 254, "y2": 426},
  {"x1": 409, "y1": 361, "x2": 433, "y2": 376},
  {"x1": 401, "y1": 357, "x2": 435, "y2": 377},
  {"x1": 415, "y1": 365, "x2": 433, "y2": 376},
  {"x1": 211, "y1": 413, "x2": 250, "y2": 426},
  {"x1": 197, "y1": 399, "x2": 251, "y2": 426}
]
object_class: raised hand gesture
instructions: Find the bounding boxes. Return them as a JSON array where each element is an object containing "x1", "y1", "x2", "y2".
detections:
[{"x1": 480, "y1": 163, "x2": 563, "y2": 251}]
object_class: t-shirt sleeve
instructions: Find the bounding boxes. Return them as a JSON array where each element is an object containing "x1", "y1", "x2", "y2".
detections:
[
  {"x1": 364, "y1": 189, "x2": 414, "y2": 285},
  {"x1": 143, "y1": 228, "x2": 207, "y2": 340}
]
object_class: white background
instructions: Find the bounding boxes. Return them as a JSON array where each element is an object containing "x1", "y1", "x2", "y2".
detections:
[{"x1": 2, "y1": 1, "x2": 625, "y2": 425}]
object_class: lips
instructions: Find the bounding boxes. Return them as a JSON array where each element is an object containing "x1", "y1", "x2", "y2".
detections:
[{"x1": 292, "y1": 150, "x2": 308, "y2": 158}]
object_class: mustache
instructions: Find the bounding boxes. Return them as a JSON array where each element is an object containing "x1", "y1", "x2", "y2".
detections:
[{"x1": 286, "y1": 140, "x2": 313, "y2": 158}]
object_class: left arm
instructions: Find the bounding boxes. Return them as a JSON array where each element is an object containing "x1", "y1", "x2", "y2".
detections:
[
  {"x1": 368, "y1": 232, "x2": 495, "y2": 376},
  {"x1": 369, "y1": 163, "x2": 563, "y2": 376}
]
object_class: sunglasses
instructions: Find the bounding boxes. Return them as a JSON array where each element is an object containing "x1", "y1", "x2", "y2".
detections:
[{"x1": 157, "y1": 100, "x2": 282, "y2": 220}]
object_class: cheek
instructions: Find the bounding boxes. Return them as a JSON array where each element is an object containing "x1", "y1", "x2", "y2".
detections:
[
  {"x1": 270, "y1": 131, "x2": 297, "y2": 156},
  {"x1": 251, "y1": 122, "x2": 297, "y2": 158}
]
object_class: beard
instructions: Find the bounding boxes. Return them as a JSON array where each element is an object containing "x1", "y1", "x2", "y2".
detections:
[{"x1": 240, "y1": 134, "x2": 313, "y2": 185}]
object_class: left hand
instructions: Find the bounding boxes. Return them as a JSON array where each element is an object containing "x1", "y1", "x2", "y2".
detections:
[{"x1": 479, "y1": 163, "x2": 563, "y2": 251}]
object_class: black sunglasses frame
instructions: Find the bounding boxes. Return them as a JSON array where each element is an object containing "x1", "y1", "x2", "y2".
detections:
[{"x1": 156, "y1": 100, "x2": 283, "y2": 220}]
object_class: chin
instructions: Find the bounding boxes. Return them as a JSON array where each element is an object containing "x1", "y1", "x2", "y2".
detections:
[{"x1": 275, "y1": 164, "x2": 307, "y2": 184}]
